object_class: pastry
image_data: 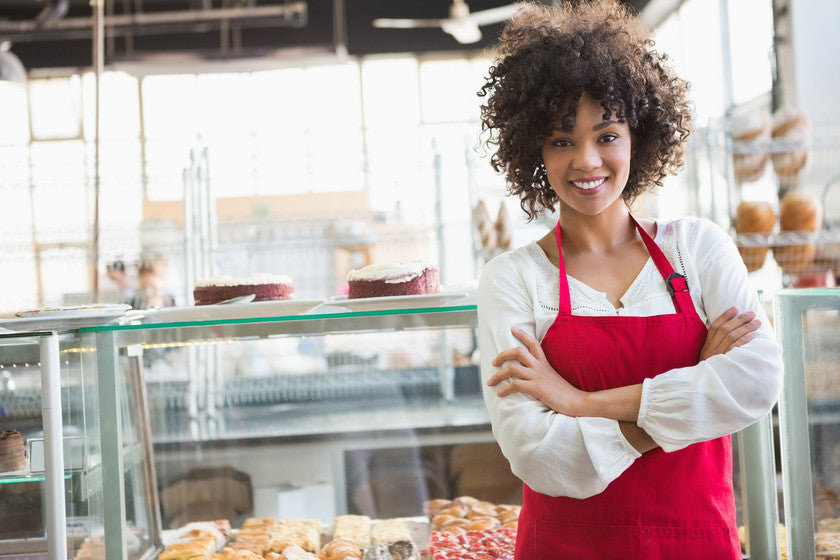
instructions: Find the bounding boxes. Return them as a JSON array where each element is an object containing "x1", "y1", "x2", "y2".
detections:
[
  {"x1": 331, "y1": 515, "x2": 370, "y2": 549},
  {"x1": 465, "y1": 517, "x2": 500, "y2": 531},
  {"x1": 361, "y1": 544, "x2": 391, "y2": 560},
  {"x1": 731, "y1": 109, "x2": 771, "y2": 184},
  {"x1": 384, "y1": 541, "x2": 420, "y2": 560},
  {"x1": 424, "y1": 499, "x2": 452, "y2": 517},
  {"x1": 466, "y1": 504, "x2": 497, "y2": 519},
  {"x1": 771, "y1": 106, "x2": 811, "y2": 184},
  {"x1": 279, "y1": 545, "x2": 318, "y2": 560},
  {"x1": 370, "y1": 519, "x2": 411, "y2": 544},
  {"x1": 267, "y1": 519, "x2": 322, "y2": 554},
  {"x1": 734, "y1": 200, "x2": 776, "y2": 272},
  {"x1": 317, "y1": 538, "x2": 361, "y2": 560},
  {"x1": 774, "y1": 188, "x2": 822, "y2": 275}
]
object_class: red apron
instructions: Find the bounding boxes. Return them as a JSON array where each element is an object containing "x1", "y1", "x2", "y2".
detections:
[{"x1": 514, "y1": 217, "x2": 739, "y2": 560}]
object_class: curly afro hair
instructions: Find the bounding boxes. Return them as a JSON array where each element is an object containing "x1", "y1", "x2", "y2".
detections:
[{"x1": 478, "y1": 0, "x2": 693, "y2": 220}]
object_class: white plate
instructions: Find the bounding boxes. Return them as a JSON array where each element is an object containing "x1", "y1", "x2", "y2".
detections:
[
  {"x1": 141, "y1": 298, "x2": 325, "y2": 323},
  {"x1": 16, "y1": 304, "x2": 131, "y2": 318},
  {"x1": 0, "y1": 305, "x2": 131, "y2": 332},
  {"x1": 322, "y1": 291, "x2": 473, "y2": 313}
]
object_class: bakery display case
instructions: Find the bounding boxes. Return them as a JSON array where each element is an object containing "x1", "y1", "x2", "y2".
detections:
[
  {"x1": 774, "y1": 288, "x2": 840, "y2": 559},
  {"x1": 0, "y1": 293, "x2": 793, "y2": 560},
  {"x1": 0, "y1": 328, "x2": 162, "y2": 560},
  {"x1": 80, "y1": 295, "x2": 523, "y2": 529}
]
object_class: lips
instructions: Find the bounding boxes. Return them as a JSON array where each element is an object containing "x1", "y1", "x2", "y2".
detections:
[{"x1": 570, "y1": 177, "x2": 607, "y2": 192}]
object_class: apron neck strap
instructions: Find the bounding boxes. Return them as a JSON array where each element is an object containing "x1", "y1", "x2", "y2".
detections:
[{"x1": 553, "y1": 215, "x2": 695, "y2": 315}]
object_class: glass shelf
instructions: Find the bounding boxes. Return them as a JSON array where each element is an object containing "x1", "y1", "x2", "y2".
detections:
[{"x1": 81, "y1": 304, "x2": 478, "y2": 347}]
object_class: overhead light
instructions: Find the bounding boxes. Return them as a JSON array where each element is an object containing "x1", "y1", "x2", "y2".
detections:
[{"x1": 0, "y1": 42, "x2": 27, "y2": 86}]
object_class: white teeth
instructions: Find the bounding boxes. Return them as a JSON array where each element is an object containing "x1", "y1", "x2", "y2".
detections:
[{"x1": 572, "y1": 178, "x2": 606, "y2": 190}]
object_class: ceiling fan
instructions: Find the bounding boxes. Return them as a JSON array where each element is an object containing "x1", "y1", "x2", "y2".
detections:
[{"x1": 372, "y1": 0, "x2": 519, "y2": 45}]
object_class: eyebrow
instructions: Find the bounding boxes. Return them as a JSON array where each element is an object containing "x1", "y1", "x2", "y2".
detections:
[
  {"x1": 593, "y1": 120, "x2": 619, "y2": 131},
  {"x1": 551, "y1": 119, "x2": 620, "y2": 134}
]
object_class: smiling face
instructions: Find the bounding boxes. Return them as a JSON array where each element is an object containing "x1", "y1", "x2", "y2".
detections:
[{"x1": 541, "y1": 94, "x2": 633, "y2": 219}]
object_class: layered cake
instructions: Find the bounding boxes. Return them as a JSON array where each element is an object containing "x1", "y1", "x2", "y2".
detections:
[
  {"x1": 0, "y1": 429, "x2": 26, "y2": 472},
  {"x1": 346, "y1": 262, "x2": 440, "y2": 299},
  {"x1": 193, "y1": 274, "x2": 294, "y2": 305}
]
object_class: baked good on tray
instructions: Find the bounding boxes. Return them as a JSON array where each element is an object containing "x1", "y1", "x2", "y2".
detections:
[
  {"x1": 346, "y1": 262, "x2": 440, "y2": 299},
  {"x1": 330, "y1": 515, "x2": 371, "y2": 549},
  {"x1": 429, "y1": 527, "x2": 516, "y2": 560},
  {"x1": 0, "y1": 429, "x2": 26, "y2": 472},
  {"x1": 774, "y1": 188, "x2": 822, "y2": 275},
  {"x1": 317, "y1": 538, "x2": 362, "y2": 560},
  {"x1": 734, "y1": 200, "x2": 776, "y2": 272},
  {"x1": 266, "y1": 519, "x2": 322, "y2": 554},
  {"x1": 731, "y1": 109, "x2": 771, "y2": 184},
  {"x1": 193, "y1": 274, "x2": 294, "y2": 305},
  {"x1": 770, "y1": 106, "x2": 811, "y2": 184}
]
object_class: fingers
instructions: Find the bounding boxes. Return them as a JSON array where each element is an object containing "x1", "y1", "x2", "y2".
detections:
[
  {"x1": 511, "y1": 325, "x2": 546, "y2": 359},
  {"x1": 701, "y1": 306, "x2": 762, "y2": 360},
  {"x1": 709, "y1": 306, "x2": 739, "y2": 330},
  {"x1": 720, "y1": 315, "x2": 761, "y2": 348}
]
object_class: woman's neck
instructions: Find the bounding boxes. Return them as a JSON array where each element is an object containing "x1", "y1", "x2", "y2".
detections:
[{"x1": 557, "y1": 204, "x2": 635, "y2": 255}]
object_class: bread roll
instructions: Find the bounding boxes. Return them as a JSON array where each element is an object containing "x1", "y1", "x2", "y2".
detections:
[
  {"x1": 424, "y1": 499, "x2": 451, "y2": 517},
  {"x1": 465, "y1": 517, "x2": 500, "y2": 531},
  {"x1": 734, "y1": 201, "x2": 776, "y2": 272},
  {"x1": 731, "y1": 110, "x2": 771, "y2": 184},
  {"x1": 774, "y1": 188, "x2": 822, "y2": 274},
  {"x1": 771, "y1": 107, "x2": 810, "y2": 184},
  {"x1": 466, "y1": 504, "x2": 497, "y2": 519}
]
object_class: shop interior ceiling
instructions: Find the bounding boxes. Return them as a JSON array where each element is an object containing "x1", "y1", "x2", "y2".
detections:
[{"x1": 0, "y1": 0, "x2": 659, "y2": 73}]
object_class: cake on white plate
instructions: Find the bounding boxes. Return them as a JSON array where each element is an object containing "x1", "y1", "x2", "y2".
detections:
[
  {"x1": 346, "y1": 262, "x2": 439, "y2": 299},
  {"x1": 193, "y1": 274, "x2": 294, "y2": 305}
]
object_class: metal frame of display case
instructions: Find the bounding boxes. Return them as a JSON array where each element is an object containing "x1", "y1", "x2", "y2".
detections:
[
  {"x1": 774, "y1": 289, "x2": 840, "y2": 560},
  {"x1": 1, "y1": 325, "x2": 164, "y2": 560},
  {"x1": 0, "y1": 331, "x2": 67, "y2": 560}
]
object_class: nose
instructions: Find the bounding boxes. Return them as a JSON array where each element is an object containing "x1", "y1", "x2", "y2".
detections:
[{"x1": 572, "y1": 142, "x2": 602, "y2": 170}]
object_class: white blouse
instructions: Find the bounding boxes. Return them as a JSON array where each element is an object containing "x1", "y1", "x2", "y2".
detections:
[{"x1": 476, "y1": 216, "x2": 783, "y2": 499}]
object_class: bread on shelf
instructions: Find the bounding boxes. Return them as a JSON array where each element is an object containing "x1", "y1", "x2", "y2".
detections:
[
  {"x1": 770, "y1": 106, "x2": 811, "y2": 185},
  {"x1": 734, "y1": 201, "x2": 777, "y2": 272},
  {"x1": 731, "y1": 110, "x2": 771, "y2": 184},
  {"x1": 774, "y1": 188, "x2": 823, "y2": 275}
]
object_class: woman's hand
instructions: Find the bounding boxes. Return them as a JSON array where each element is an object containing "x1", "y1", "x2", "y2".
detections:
[
  {"x1": 699, "y1": 306, "x2": 761, "y2": 361},
  {"x1": 487, "y1": 326, "x2": 587, "y2": 416}
]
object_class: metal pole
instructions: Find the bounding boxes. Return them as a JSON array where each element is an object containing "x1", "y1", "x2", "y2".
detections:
[
  {"x1": 91, "y1": 0, "x2": 104, "y2": 301},
  {"x1": 40, "y1": 333, "x2": 67, "y2": 560}
]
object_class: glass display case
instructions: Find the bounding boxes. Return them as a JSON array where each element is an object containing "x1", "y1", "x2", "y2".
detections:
[
  {"x1": 0, "y1": 328, "x2": 161, "y2": 560},
  {"x1": 775, "y1": 288, "x2": 840, "y2": 560},
  {"x1": 81, "y1": 296, "x2": 521, "y2": 529},
  {"x1": 2, "y1": 292, "x2": 796, "y2": 559}
]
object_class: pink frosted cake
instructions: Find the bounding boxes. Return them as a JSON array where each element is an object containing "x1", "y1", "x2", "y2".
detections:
[
  {"x1": 193, "y1": 274, "x2": 294, "y2": 305},
  {"x1": 346, "y1": 262, "x2": 440, "y2": 299}
]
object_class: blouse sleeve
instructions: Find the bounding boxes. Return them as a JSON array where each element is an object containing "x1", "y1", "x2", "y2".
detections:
[
  {"x1": 636, "y1": 219, "x2": 783, "y2": 452},
  {"x1": 478, "y1": 253, "x2": 641, "y2": 498}
]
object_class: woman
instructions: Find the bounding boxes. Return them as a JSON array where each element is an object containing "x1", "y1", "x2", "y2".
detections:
[{"x1": 475, "y1": 1, "x2": 783, "y2": 558}]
